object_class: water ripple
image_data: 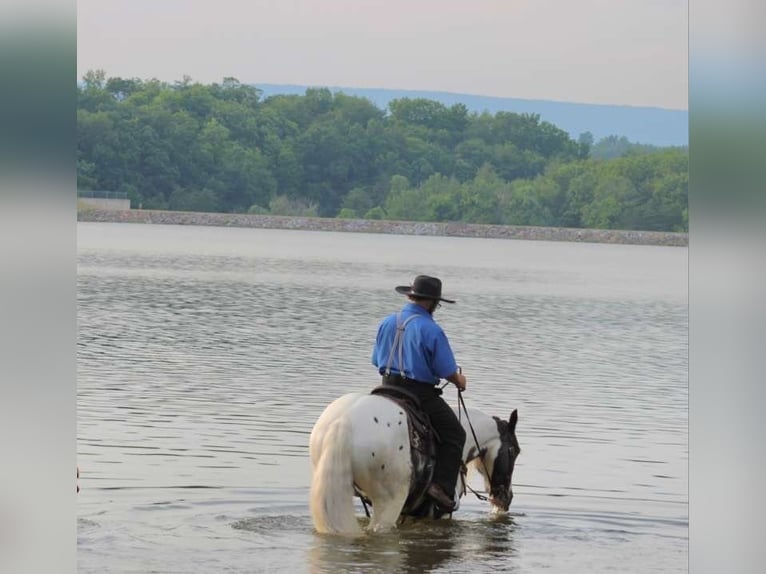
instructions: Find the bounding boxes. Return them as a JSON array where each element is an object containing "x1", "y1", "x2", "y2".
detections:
[{"x1": 77, "y1": 223, "x2": 687, "y2": 573}]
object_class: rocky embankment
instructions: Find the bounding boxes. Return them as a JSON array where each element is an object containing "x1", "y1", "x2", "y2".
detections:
[{"x1": 77, "y1": 208, "x2": 688, "y2": 247}]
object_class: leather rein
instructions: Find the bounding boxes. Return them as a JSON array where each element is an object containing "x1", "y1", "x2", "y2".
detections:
[{"x1": 455, "y1": 388, "x2": 490, "y2": 502}]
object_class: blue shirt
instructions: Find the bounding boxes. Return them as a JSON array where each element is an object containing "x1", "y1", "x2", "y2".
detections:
[{"x1": 371, "y1": 303, "x2": 459, "y2": 385}]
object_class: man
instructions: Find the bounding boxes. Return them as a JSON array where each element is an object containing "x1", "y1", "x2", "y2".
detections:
[{"x1": 371, "y1": 274, "x2": 467, "y2": 511}]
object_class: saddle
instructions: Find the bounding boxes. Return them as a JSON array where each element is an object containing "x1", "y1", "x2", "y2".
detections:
[{"x1": 362, "y1": 385, "x2": 440, "y2": 515}]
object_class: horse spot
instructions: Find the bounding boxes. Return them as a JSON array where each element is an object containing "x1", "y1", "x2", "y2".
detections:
[
  {"x1": 398, "y1": 421, "x2": 402, "y2": 425},
  {"x1": 399, "y1": 411, "x2": 403, "y2": 415},
  {"x1": 374, "y1": 417, "x2": 379, "y2": 423},
  {"x1": 381, "y1": 465, "x2": 385, "y2": 470},
  {"x1": 399, "y1": 445, "x2": 403, "y2": 450},
  {"x1": 387, "y1": 422, "x2": 391, "y2": 427},
  {"x1": 371, "y1": 452, "x2": 375, "y2": 457}
]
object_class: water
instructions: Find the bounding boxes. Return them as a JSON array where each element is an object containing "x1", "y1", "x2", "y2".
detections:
[{"x1": 77, "y1": 222, "x2": 688, "y2": 573}]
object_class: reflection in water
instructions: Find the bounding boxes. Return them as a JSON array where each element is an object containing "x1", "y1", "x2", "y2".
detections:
[
  {"x1": 307, "y1": 515, "x2": 519, "y2": 574},
  {"x1": 309, "y1": 522, "x2": 453, "y2": 574}
]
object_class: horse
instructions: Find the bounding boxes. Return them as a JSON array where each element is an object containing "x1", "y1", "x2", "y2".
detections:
[{"x1": 309, "y1": 389, "x2": 520, "y2": 536}]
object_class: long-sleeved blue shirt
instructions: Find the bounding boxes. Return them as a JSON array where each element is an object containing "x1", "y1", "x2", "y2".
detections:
[{"x1": 371, "y1": 303, "x2": 459, "y2": 385}]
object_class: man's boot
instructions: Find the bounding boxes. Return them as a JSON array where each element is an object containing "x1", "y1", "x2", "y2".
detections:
[{"x1": 427, "y1": 483, "x2": 456, "y2": 511}]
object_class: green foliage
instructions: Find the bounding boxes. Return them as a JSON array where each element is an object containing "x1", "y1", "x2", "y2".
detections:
[
  {"x1": 460, "y1": 164, "x2": 505, "y2": 224},
  {"x1": 268, "y1": 195, "x2": 318, "y2": 217},
  {"x1": 169, "y1": 188, "x2": 219, "y2": 212},
  {"x1": 247, "y1": 203, "x2": 269, "y2": 215},
  {"x1": 337, "y1": 208, "x2": 358, "y2": 219},
  {"x1": 77, "y1": 71, "x2": 688, "y2": 231},
  {"x1": 582, "y1": 176, "x2": 635, "y2": 228},
  {"x1": 342, "y1": 187, "x2": 375, "y2": 214},
  {"x1": 363, "y1": 206, "x2": 386, "y2": 220},
  {"x1": 577, "y1": 131, "x2": 594, "y2": 159},
  {"x1": 590, "y1": 135, "x2": 687, "y2": 160},
  {"x1": 77, "y1": 158, "x2": 98, "y2": 190},
  {"x1": 384, "y1": 177, "x2": 431, "y2": 222},
  {"x1": 505, "y1": 180, "x2": 555, "y2": 226}
]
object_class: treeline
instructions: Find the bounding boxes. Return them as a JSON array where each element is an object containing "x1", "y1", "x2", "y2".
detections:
[
  {"x1": 77, "y1": 71, "x2": 688, "y2": 232},
  {"x1": 589, "y1": 134, "x2": 687, "y2": 161}
]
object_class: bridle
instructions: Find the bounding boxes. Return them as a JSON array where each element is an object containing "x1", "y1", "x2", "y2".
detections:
[
  {"x1": 457, "y1": 389, "x2": 496, "y2": 500},
  {"x1": 455, "y1": 388, "x2": 518, "y2": 505},
  {"x1": 457, "y1": 390, "x2": 491, "y2": 502}
]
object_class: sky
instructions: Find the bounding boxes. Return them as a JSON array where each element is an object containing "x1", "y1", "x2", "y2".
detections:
[{"x1": 77, "y1": 0, "x2": 688, "y2": 110}]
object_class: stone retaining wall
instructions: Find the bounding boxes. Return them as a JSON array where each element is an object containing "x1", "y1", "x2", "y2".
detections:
[{"x1": 77, "y1": 208, "x2": 688, "y2": 247}]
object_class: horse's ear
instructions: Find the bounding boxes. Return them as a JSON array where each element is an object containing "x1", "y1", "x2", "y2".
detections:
[{"x1": 509, "y1": 409, "x2": 518, "y2": 432}]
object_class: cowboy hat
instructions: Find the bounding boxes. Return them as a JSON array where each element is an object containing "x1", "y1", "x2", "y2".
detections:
[{"x1": 395, "y1": 275, "x2": 455, "y2": 304}]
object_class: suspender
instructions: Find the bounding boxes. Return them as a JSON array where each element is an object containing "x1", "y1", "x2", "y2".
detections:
[{"x1": 384, "y1": 312, "x2": 419, "y2": 378}]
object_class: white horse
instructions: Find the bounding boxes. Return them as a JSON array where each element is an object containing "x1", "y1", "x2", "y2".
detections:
[{"x1": 309, "y1": 391, "x2": 520, "y2": 536}]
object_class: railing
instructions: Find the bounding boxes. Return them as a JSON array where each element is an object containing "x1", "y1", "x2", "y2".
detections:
[{"x1": 78, "y1": 190, "x2": 128, "y2": 200}]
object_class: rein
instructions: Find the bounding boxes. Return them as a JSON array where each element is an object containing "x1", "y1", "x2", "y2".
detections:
[{"x1": 457, "y1": 389, "x2": 490, "y2": 503}]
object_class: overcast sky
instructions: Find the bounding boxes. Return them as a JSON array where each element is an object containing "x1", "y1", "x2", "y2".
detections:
[{"x1": 77, "y1": 0, "x2": 688, "y2": 110}]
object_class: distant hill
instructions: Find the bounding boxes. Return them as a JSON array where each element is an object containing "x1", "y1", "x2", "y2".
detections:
[{"x1": 256, "y1": 84, "x2": 688, "y2": 147}]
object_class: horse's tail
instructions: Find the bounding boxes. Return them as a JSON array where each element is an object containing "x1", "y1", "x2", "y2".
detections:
[{"x1": 310, "y1": 416, "x2": 363, "y2": 536}]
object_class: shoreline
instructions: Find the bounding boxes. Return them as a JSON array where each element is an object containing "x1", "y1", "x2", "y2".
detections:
[{"x1": 77, "y1": 208, "x2": 688, "y2": 247}]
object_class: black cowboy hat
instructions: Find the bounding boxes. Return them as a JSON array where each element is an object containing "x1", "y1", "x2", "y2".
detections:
[{"x1": 395, "y1": 275, "x2": 455, "y2": 304}]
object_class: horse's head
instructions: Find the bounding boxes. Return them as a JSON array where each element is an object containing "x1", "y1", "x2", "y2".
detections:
[{"x1": 486, "y1": 409, "x2": 520, "y2": 512}]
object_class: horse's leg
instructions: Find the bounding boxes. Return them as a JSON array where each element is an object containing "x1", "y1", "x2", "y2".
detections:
[
  {"x1": 346, "y1": 395, "x2": 412, "y2": 533},
  {"x1": 358, "y1": 444, "x2": 411, "y2": 533},
  {"x1": 367, "y1": 478, "x2": 410, "y2": 533}
]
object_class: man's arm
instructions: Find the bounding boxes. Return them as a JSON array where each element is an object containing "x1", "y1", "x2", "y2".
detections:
[
  {"x1": 431, "y1": 326, "x2": 466, "y2": 390},
  {"x1": 445, "y1": 371, "x2": 467, "y2": 391}
]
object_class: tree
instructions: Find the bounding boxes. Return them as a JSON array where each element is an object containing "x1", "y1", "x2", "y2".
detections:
[
  {"x1": 560, "y1": 170, "x2": 598, "y2": 228},
  {"x1": 460, "y1": 164, "x2": 506, "y2": 224},
  {"x1": 364, "y1": 206, "x2": 386, "y2": 220},
  {"x1": 341, "y1": 187, "x2": 375, "y2": 215},
  {"x1": 274, "y1": 144, "x2": 302, "y2": 198},
  {"x1": 216, "y1": 145, "x2": 276, "y2": 212},
  {"x1": 581, "y1": 175, "x2": 635, "y2": 229},
  {"x1": 384, "y1": 175, "x2": 431, "y2": 221},
  {"x1": 332, "y1": 92, "x2": 384, "y2": 125},
  {"x1": 577, "y1": 131, "x2": 594, "y2": 159},
  {"x1": 76, "y1": 72, "x2": 688, "y2": 232},
  {"x1": 422, "y1": 174, "x2": 463, "y2": 221},
  {"x1": 337, "y1": 208, "x2": 358, "y2": 219},
  {"x1": 105, "y1": 77, "x2": 143, "y2": 101},
  {"x1": 269, "y1": 195, "x2": 319, "y2": 216},
  {"x1": 503, "y1": 180, "x2": 554, "y2": 226},
  {"x1": 77, "y1": 158, "x2": 98, "y2": 190},
  {"x1": 169, "y1": 188, "x2": 218, "y2": 212},
  {"x1": 454, "y1": 138, "x2": 491, "y2": 181},
  {"x1": 591, "y1": 135, "x2": 665, "y2": 160},
  {"x1": 78, "y1": 70, "x2": 115, "y2": 112},
  {"x1": 389, "y1": 98, "x2": 449, "y2": 130}
]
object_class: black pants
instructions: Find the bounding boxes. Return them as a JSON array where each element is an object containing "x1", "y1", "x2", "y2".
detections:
[{"x1": 382, "y1": 376, "x2": 467, "y2": 497}]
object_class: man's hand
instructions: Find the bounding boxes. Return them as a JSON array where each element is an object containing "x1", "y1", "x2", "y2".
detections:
[{"x1": 448, "y1": 371, "x2": 467, "y2": 391}]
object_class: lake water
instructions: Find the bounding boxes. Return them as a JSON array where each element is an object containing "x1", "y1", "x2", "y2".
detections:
[{"x1": 77, "y1": 222, "x2": 688, "y2": 573}]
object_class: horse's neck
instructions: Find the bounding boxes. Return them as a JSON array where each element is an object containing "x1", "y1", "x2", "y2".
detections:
[{"x1": 455, "y1": 407, "x2": 500, "y2": 461}]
